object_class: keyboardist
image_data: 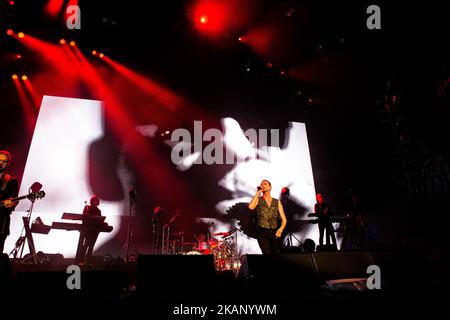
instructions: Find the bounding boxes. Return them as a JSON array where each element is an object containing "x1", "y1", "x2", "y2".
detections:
[{"x1": 78, "y1": 195, "x2": 104, "y2": 265}]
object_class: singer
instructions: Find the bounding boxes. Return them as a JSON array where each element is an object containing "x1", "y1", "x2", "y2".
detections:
[{"x1": 248, "y1": 180, "x2": 287, "y2": 254}]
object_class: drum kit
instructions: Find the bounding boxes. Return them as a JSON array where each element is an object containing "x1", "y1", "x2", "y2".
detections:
[{"x1": 167, "y1": 228, "x2": 240, "y2": 273}]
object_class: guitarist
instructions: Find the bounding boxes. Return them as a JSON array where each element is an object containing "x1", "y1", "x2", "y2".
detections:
[{"x1": 0, "y1": 150, "x2": 18, "y2": 253}]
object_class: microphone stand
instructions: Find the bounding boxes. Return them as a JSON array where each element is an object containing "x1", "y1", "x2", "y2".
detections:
[
  {"x1": 152, "y1": 216, "x2": 158, "y2": 254},
  {"x1": 115, "y1": 190, "x2": 137, "y2": 263},
  {"x1": 10, "y1": 188, "x2": 41, "y2": 264},
  {"x1": 162, "y1": 211, "x2": 180, "y2": 254}
]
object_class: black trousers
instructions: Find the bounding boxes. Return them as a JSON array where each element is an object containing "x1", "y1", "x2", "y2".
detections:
[
  {"x1": 319, "y1": 221, "x2": 336, "y2": 246},
  {"x1": 256, "y1": 227, "x2": 282, "y2": 254},
  {"x1": 0, "y1": 216, "x2": 9, "y2": 254},
  {"x1": 0, "y1": 234, "x2": 7, "y2": 254},
  {"x1": 83, "y1": 231, "x2": 100, "y2": 264}
]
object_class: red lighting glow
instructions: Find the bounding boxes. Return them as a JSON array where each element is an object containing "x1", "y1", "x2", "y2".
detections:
[
  {"x1": 191, "y1": 0, "x2": 256, "y2": 37},
  {"x1": 12, "y1": 74, "x2": 36, "y2": 135},
  {"x1": 200, "y1": 15, "x2": 208, "y2": 24},
  {"x1": 99, "y1": 53, "x2": 104, "y2": 59},
  {"x1": 18, "y1": 32, "x2": 25, "y2": 39},
  {"x1": 22, "y1": 75, "x2": 28, "y2": 81},
  {"x1": 6, "y1": 29, "x2": 14, "y2": 36},
  {"x1": 193, "y1": 1, "x2": 228, "y2": 34},
  {"x1": 92, "y1": 50, "x2": 97, "y2": 56},
  {"x1": 69, "y1": 41, "x2": 76, "y2": 47},
  {"x1": 45, "y1": 0, "x2": 65, "y2": 17},
  {"x1": 60, "y1": 39, "x2": 66, "y2": 45},
  {"x1": 12, "y1": 74, "x2": 18, "y2": 80}
]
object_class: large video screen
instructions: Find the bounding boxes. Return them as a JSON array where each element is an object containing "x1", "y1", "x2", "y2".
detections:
[{"x1": 7, "y1": 95, "x2": 318, "y2": 257}]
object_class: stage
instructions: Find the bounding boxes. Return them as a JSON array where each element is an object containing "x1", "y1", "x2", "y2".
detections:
[
  {"x1": 1, "y1": 250, "x2": 446, "y2": 301},
  {"x1": 1, "y1": 1, "x2": 449, "y2": 317}
]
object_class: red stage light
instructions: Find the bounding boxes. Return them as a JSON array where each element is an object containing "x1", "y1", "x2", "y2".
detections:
[
  {"x1": 92, "y1": 50, "x2": 97, "y2": 56},
  {"x1": 6, "y1": 29, "x2": 14, "y2": 36},
  {"x1": 12, "y1": 74, "x2": 18, "y2": 80},
  {"x1": 18, "y1": 32, "x2": 25, "y2": 39},
  {"x1": 9, "y1": 1, "x2": 14, "y2": 5},
  {"x1": 192, "y1": 0, "x2": 254, "y2": 36},
  {"x1": 69, "y1": 41, "x2": 76, "y2": 47},
  {"x1": 45, "y1": 0, "x2": 64, "y2": 17},
  {"x1": 99, "y1": 53, "x2": 104, "y2": 58},
  {"x1": 21, "y1": 75, "x2": 28, "y2": 81},
  {"x1": 16, "y1": 54, "x2": 22, "y2": 59},
  {"x1": 193, "y1": 1, "x2": 229, "y2": 35},
  {"x1": 60, "y1": 39, "x2": 66, "y2": 45},
  {"x1": 200, "y1": 15, "x2": 208, "y2": 24}
]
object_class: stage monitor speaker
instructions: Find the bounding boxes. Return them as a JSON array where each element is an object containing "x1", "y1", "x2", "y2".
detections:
[
  {"x1": 239, "y1": 254, "x2": 321, "y2": 297},
  {"x1": 14, "y1": 269, "x2": 129, "y2": 299},
  {"x1": 316, "y1": 244, "x2": 338, "y2": 252},
  {"x1": 312, "y1": 251, "x2": 373, "y2": 282},
  {"x1": 136, "y1": 254, "x2": 216, "y2": 299},
  {"x1": 369, "y1": 251, "x2": 432, "y2": 293}
]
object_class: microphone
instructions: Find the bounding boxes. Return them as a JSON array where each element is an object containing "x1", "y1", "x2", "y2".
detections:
[
  {"x1": 257, "y1": 186, "x2": 262, "y2": 191},
  {"x1": 30, "y1": 182, "x2": 43, "y2": 192}
]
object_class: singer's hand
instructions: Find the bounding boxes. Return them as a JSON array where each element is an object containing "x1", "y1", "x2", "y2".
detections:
[
  {"x1": 275, "y1": 229, "x2": 283, "y2": 238},
  {"x1": 256, "y1": 187, "x2": 263, "y2": 196}
]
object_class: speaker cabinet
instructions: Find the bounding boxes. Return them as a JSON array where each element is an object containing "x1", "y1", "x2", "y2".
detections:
[
  {"x1": 312, "y1": 251, "x2": 373, "y2": 281},
  {"x1": 136, "y1": 254, "x2": 216, "y2": 299},
  {"x1": 239, "y1": 254, "x2": 321, "y2": 297}
]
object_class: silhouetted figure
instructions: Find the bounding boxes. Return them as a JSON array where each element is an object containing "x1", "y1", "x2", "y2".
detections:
[
  {"x1": 76, "y1": 195, "x2": 105, "y2": 265},
  {"x1": 312, "y1": 193, "x2": 337, "y2": 247},
  {"x1": 0, "y1": 150, "x2": 18, "y2": 254}
]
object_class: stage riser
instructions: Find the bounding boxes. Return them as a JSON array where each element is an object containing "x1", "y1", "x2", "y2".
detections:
[
  {"x1": 1, "y1": 252, "x2": 439, "y2": 299},
  {"x1": 136, "y1": 255, "x2": 216, "y2": 299}
]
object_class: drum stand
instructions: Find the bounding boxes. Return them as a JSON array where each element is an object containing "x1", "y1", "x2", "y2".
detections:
[
  {"x1": 161, "y1": 211, "x2": 180, "y2": 254},
  {"x1": 283, "y1": 232, "x2": 303, "y2": 250},
  {"x1": 219, "y1": 227, "x2": 241, "y2": 275},
  {"x1": 9, "y1": 193, "x2": 43, "y2": 264}
]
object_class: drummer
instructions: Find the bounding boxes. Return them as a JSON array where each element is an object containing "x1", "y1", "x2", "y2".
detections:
[{"x1": 196, "y1": 233, "x2": 210, "y2": 254}]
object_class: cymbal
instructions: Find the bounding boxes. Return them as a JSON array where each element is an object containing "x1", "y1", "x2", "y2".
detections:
[{"x1": 212, "y1": 232, "x2": 229, "y2": 237}]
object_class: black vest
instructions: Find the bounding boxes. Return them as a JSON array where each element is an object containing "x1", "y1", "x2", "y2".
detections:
[{"x1": 255, "y1": 198, "x2": 279, "y2": 229}]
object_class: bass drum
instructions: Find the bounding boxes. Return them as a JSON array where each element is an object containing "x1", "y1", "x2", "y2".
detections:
[
  {"x1": 185, "y1": 250, "x2": 202, "y2": 255},
  {"x1": 197, "y1": 241, "x2": 211, "y2": 254}
]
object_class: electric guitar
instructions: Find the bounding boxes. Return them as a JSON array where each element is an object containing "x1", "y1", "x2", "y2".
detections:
[{"x1": 0, "y1": 190, "x2": 46, "y2": 209}]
